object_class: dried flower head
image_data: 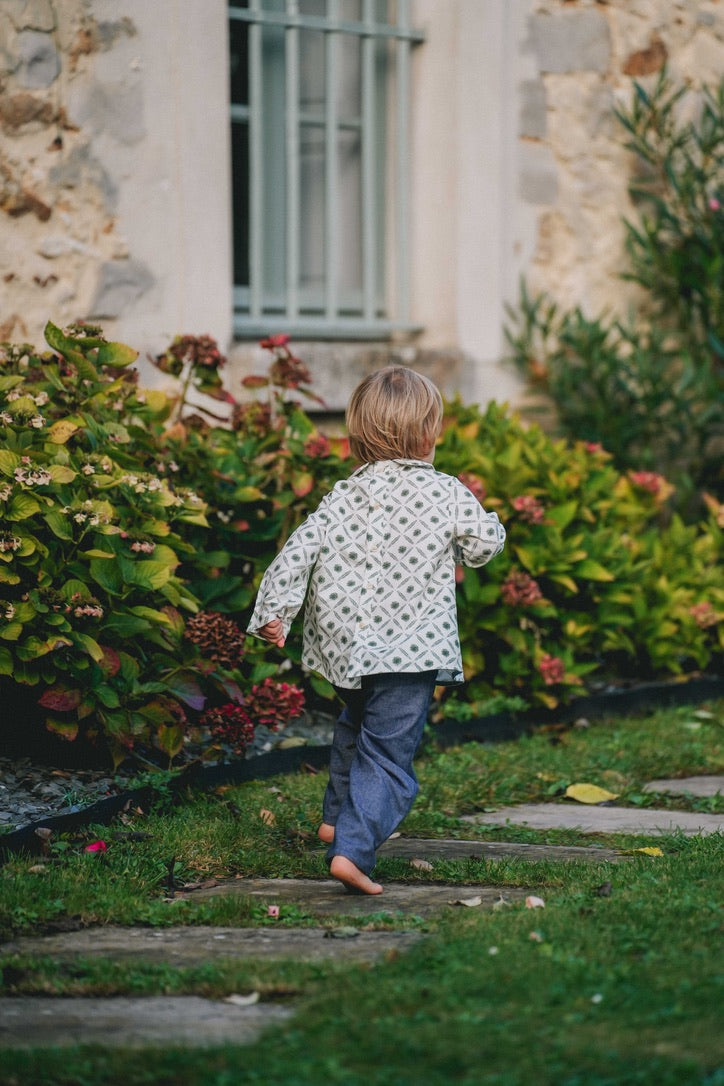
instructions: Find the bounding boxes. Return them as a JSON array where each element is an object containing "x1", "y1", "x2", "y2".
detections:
[
  {"x1": 200, "y1": 703, "x2": 255, "y2": 756},
  {"x1": 184, "y1": 611, "x2": 246, "y2": 669}
]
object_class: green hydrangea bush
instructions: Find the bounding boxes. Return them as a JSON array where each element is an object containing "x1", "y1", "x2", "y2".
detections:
[
  {"x1": 435, "y1": 400, "x2": 723, "y2": 714},
  {"x1": 0, "y1": 324, "x2": 250, "y2": 765},
  {"x1": 1, "y1": 322, "x2": 721, "y2": 763}
]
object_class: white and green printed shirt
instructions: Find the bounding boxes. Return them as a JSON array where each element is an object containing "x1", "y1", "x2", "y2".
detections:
[{"x1": 247, "y1": 459, "x2": 505, "y2": 689}]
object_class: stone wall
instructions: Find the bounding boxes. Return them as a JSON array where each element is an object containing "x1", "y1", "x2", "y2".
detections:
[
  {"x1": 0, "y1": 0, "x2": 231, "y2": 358},
  {"x1": 521, "y1": 0, "x2": 724, "y2": 317}
]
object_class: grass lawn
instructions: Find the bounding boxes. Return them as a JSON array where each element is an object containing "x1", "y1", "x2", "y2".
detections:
[{"x1": 0, "y1": 700, "x2": 722, "y2": 1084}]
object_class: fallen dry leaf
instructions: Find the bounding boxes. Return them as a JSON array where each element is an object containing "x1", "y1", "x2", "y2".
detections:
[
  {"x1": 410, "y1": 858, "x2": 433, "y2": 872},
  {"x1": 259, "y1": 808, "x2": 276, "y2": 826},
  {"x1": 525, "y1": 895, "x2": 545, "y2": 909},
  {"x1": 448, "y1": 895, "x2": 483, "y2": 908},
  {"x1": 565, "y1": 782, "x2": 619, "y2": 805},
  {"x1": 225, "y1": 992, "x2": 260, "y2": 1007},
  {"x1": 630, "y1": 846, "x2": 664, "y2": 857}
]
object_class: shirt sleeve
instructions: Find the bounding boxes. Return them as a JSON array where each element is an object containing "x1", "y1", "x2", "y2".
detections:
[
  {"x1": 246, "y1": 497, "x2": 330, "y2": 638},
  {"x1": 452, "y1": 479, "x2": 506, "y2": 567}
]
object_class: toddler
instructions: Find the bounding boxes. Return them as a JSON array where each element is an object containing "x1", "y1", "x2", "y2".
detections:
[{"x1": 248, "y1": 366, "x2": 505, "y2": 893}]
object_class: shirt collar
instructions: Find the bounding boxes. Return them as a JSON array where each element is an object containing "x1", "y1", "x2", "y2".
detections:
[{"x1": 353, "y1": 458, "x2": 435, "y2": 476}]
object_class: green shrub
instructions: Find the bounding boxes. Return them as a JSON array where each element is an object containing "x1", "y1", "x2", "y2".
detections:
[
  {"x1": 506, "y1": 73, "x2": 724, "y2": 516},
  {"x1": 435, "y1": 400, "x2": 723, "y2": 712},
  {"x1": 0, "y1": 324, "x2": 236, "y2": 764},
  {"x1": 1, "y1": 324, "x2": 721, "y2": 758}
]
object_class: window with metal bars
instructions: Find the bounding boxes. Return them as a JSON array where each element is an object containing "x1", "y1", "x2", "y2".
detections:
[{"x1": 229, "y1": 0, "x2": 424, "y2": 339}]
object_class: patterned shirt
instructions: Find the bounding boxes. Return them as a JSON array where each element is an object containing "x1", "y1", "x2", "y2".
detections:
[{"x1": 247, "y1": 458, "x2": 505, "y2": 689}]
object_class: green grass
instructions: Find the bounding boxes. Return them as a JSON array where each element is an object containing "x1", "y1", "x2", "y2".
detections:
[{"x1": 0, "y1": 700, "x2": 722, "y2": 1084}]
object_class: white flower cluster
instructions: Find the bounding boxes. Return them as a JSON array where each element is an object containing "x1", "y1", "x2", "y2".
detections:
[
  {"x1": 60, "y1": 499, "x2": 112, "y2": 528},
  {"x1": 0, "y1": 534, "x2": 22, "y2": 553},
  {"x1": 0, "y1": 484, "x2": 12, "y2": 502},
  {"x1": 74, "y1": 603, "x2": 104, "y2": 619},
  {"x1": 0, "y1": 412, "x2": 12, "y2": 425},
  {"x1": 120, "y1": 473, "x2": 164, "y2": 494},
  {"x1": 82, "y1": 456, "x2": 114, "y2": 477},
  {"x1": 175, "y1": 487, "x2": 203, "y2": 506},
  {"x1": 3, "y1": 602, "x2": 15, "y2": 621},
  {"x1": 13, "y1": 461, "x2": 51, "y2": 486},
  {"x1": 130, "y1": 540, "x2": 156, "y2": 553}
]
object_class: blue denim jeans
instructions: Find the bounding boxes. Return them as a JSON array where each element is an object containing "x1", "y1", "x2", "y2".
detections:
[{"x1": 323, "y1": 671, "x2": 437, "y2": 875}]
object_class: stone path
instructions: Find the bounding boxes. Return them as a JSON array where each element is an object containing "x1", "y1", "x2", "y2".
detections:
[
  {"x1": 173, "y1": 876, "x2": 530, "y2": 916},
  {"x1": 0, "y1": 995, "x2": 293, "y2": 1049},
  {"x1": 643, "y1": 775, "x2": 723, "y2": 797},
  {"x1": 1, "y1": 926, "x2": 424, "y2": 965},
  {"x1": 378, "y1": 836, "x2": 624, "y2": 863},
  {"x1": 2, "y1": 775, "x2": 721, "y2": 1051},
  {"x1": 463, "y1": 803, "x2": 724, "y2": 836}
]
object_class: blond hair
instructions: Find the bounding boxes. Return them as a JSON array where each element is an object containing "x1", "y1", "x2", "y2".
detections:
[{"x1": 346, "y1": 366, "x2": 443, "y2": 463}]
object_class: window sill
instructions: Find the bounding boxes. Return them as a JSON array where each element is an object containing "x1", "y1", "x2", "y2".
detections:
[{"x1": 233, "y1": 318, "x2": 424, "y2": 342}]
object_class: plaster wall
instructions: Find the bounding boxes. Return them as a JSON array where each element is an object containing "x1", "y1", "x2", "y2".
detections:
[{"x1": 0, "y1": 0, "x2": 232, "y2": 364}]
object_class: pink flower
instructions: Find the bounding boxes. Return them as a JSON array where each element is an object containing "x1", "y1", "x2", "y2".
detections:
[
  {"x1": 512, "y1": 495, "x2": 545, "y2": 524},
  {"x1": 629, "y1": 471, "x2": 664, "y2": 495},
  {"x1": 689, "y1": 602, "x2": 718, "y2": 629},
  {"x1": 501, "y1": 571, "x2": 543, "y2": 607},
  {"x1": 538, "y1": 654, "x2": 565, "y2": 686},
  {"x1": 246, "y1": 678, "x2": 305, "y2": 730},
  {"x1": 200, "y1": 703, "x2": 255, "y2": 757},
  {"x1": 304, "y1": 433, "x2": 331, "y2": 459},
  {"x1": 267, "y1": 905, "x2": 280, "y2": 918},
  {"x1": 709, "y1": 198, "x2": 721, "y2": 212},
  {"x1": 259, "y1": 333, "x2": 290, "y2": 350},
  {"x1": 84, "y1": 841, "x2": 107, "y2": 853},
  {"x1": 458, "y1": 472, "x2": 487, "y2": 504}
]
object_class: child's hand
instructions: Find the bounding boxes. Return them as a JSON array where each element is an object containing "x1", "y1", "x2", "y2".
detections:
[{"x1": 257, "y1": 618, "x2": 285, "y2": 648}]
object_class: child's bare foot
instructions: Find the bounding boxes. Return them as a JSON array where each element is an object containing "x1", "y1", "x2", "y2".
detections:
[
  {"x1": 330, "y1": 855, "x2": 383, "y2": 895},
  {"x1": 318, "y1": 822, "x2": 335, "y2": 844}
]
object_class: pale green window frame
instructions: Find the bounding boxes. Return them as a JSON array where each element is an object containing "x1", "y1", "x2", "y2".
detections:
[{"x1": 229, "y1": 0, "x2": 424, "y2": 339}]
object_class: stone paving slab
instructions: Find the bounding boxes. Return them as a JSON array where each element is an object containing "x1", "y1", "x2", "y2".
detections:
[
  {"x1": 462, "y1": 803, "x2": 724, "y2": 836},
  {"x1": 0, "y1": 995, "x2": 292, "y2": 1049},
  {"x1": 179, "y1": 878, "x2": 529, "y2": 916},
  {"x1": 642, "y1": 775, "x2": 723, "y2": 798},
  {"x1": 0, "y1": 926, "x2": 422, "y2": 965},
  {"x1": 378, "y1": 836, "x2": 624, "y2": 863}
]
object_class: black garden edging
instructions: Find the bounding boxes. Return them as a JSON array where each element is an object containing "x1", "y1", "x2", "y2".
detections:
[
  {"x1": 431, "y1": 674, "x2": 724, "y2": 748},
  {"x1": 1, "y1": 674, "x2": 722, "y2": 862}
]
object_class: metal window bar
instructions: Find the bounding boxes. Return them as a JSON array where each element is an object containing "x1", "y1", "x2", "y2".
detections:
[
  {"x1": 361, "y1": 0, "x2": 376, "y2": 322},
  {"x1": 395, "y1": 0, "x2": 411, "y2": 323},
  {"x1": 248, "y1": 0, "x2": 263, "y2": 320},
  {"x1": 285, "y1": 0, "x2": 300, "y2": 321},
  {"x1": 230, "y1": 1, "x2": 424, "y2": 338},
  {"x1": 324, "y1": 0, "x2": 339, "y2": 322}
]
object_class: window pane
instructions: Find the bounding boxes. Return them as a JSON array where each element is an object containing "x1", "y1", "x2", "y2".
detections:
[
  {"x1": 337, "y1": 33, "x2": 361, "y2": 118},
  {"x1": 229, "y1": 19, "x2": 248, "y2": 105},
  {"x1": 338, "y1": 128, "x2": 362, "y2": 309},
  {"x1": 300, "y1": 125, "x2": 325, "y2": 306},
  {"x1": 339, "y1": 0, "x2": 361, "y2": 21},
  {"x1": 261, "y1": 24, "x2": 286, "y2": 308},
  {"x1": 231, "y1": 122, "x2": 249, "y2": 287},
  {"x1": 300, "y1": 29, "x2": 325, "y2": 114},
  {"x1": 300, "y1": 0, "x2": 326, "y2": 15}
]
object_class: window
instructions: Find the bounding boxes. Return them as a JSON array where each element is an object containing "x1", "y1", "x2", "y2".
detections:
[{"x1": 229, "y1": 0, "x2": 424, "y2": 338}]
